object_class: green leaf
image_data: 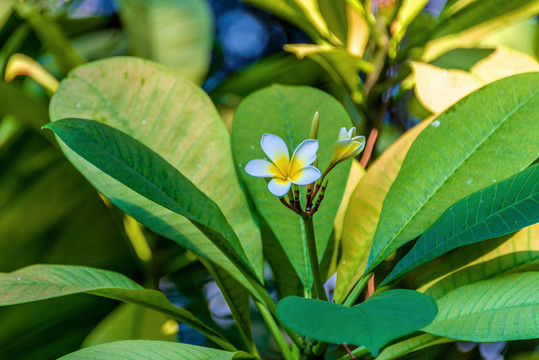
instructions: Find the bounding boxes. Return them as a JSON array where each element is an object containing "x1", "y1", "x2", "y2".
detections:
[
  {"x1": 366, "y1": 73, "x2": 539, "y2": 271},
  {"x1": 0, "y1": 264, "x2": 236, "y2": 351},
  {"x1": 422, "y1": 1, "x2": 539, "y2": 61},
  {"x1": 435, "y1": 0, "x2": 539, "y2": 39},
  {"x1": 277, "y1": 290, "x2": 437, "y2": 356},
  {"x1": 59, "y1": 340, "x2": 255, "y2": 360},
  {"x1": 49, "y1": 57, "x2": 263, "y2": 290},
  {"x1": 423, "y1": 272, "x2": 539, "y2": 341},
  {"x1": 242, "y1": 0, "x2": 322, "y2": 42},
  {"x1": 375, "y1": 334, "x2": 453, "y2": 360},
  {"x1": 415, "y1": 223, "x2": 539, "y2": 300},
  {"x1": 284, "y1": 44, "x2": 372, "y2": 101},
  {"x1": 385, "y1": 164, "x2": 539, "y2": 284},
  {"x1": 82, "y1": 303, "x2": 176, "y2": 346},
  {"x1": 117, "y1": 0, "x2": 212, "y2": 84},
  {"x1": 335, "y1": 119, "x2": 432, "y2": 304},
  {"x1": 44, "y1": 118, "x2": 258, "y2": 289},
  {"x1": 231, "y1": 85, "x2": 352, "y2": 287}
]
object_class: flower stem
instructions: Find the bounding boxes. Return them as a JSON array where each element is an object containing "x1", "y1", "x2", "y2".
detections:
[
  {"x1": 254, "y1": 300, "x2": 294, "y2": 360},
  {"x1": 304, "y1": 216, "x2": 327, "y2": 301}
]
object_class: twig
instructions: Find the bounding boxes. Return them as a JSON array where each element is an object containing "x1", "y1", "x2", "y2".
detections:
[{"x1": 342, "y1": 344, "x2": 357, "y2": 360}]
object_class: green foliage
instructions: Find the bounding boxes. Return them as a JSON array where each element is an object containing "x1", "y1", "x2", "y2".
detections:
[
  {"x1": 2, "y1": 1, "x2": 538, "y2": 359},
  {"x1": 385, "y1": 163, "x2": 539, "y2": 284},
  {"x1": 49, "y1": 56, "x2": 263, "y2": 287},
  {"x1": 44, "y1": 118, "x2": 259, "y2": 289},
  {"x1": 0, "y1": 264, "x2": 236, "y2": 351},
  {"x1": 117, "y1": 0, "x2": 212, "y2": 84},
  {"x1": 367, "y1": 73, "x2": 539, "y2": 272},
  {"x1": 277, "y1": 290, "x2": 437, "y2": 356},
  {"x1": 232, "y1": 85, "x2": 351, "y2": 287},
  {"x1": 423, "y1": 272, "x2": 539, "y2": 341},
  {"x1": 58, "y1": 340, "x2": 255, "y2": 360}
]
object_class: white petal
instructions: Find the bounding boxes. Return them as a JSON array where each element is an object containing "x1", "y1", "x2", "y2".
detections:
[
  {"x1": 347, "y1": 127, "x2": 356, "y2": 138},
  {"x1": 337, "y1": 127, "x2": 349, "y2": 140},
  {"x1": 267, "y1": 178, "x2": 291, "y2": 197},
  {"x1": 289, "y1": 139, "x2": 318, "y2": 175},
  {"x1": 245, "y1": 159, "x2": 280, "y2": 178},
  {"x1": 291, "y1": 166, "x2": 321, "y2": 185},
  {"x1": 261, "y1": 133, "x2": 289, "y2": 167},
  {"x1": 352, "y1": 135, "x2": 365, "y2": 143}
]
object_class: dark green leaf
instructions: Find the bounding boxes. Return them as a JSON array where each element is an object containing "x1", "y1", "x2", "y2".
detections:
[
  {"x1": 0, "y1": 264, "x2": 235, "y2": 351},
  {"x1": 44, "y1": 118, "x2": 258, "y2": 289},
  {"x1": 231, "y1": 85, "x2": 352, "y2": 287},
  {"x1": 367, "y1": 73, "x2": 539, "y2": 271},
  {"x1": 423, "y1": 272, "x2": 539, "y2": 341},
  {"x1": 415, "y1": 224, "x2": 539, "y2": 299},
  {"x1": 277, "y1": 290, "x2": 437, "y2": 356},
  {"x1": 58, "y1": 340, "x2": 255, "y2": 360},
  {"x1": 49, "y1": 57, "x2": 263, "y2": 290},
  {"x1": 385, "y1": 164, "x2": 539, "y2": 284}
]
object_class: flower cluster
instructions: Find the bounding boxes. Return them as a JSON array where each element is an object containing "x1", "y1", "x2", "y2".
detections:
[{"x1": 245, "y1": 113, "x2": 365, "y2": 216}]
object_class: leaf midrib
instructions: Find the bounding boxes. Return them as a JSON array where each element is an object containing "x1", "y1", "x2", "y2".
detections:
[{"x1": 372, "y1": 83, "x2": 538, "y2": 268}]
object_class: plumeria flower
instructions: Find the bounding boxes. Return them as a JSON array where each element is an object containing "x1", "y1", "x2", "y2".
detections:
[
  {"x1": 329, "y1": 127, "x2": 366, "y2": 165},
  {"x1": 245, "y1": 133, "x2": 321, "y2": 197}
]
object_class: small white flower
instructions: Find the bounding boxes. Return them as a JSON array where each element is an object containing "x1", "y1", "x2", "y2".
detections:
[
  {"x1": 245, "y1": 133, "x2": 321, "y2": 197},
  {"x1": 330, "y1": 127, "x2": 365, "y2": 164}
]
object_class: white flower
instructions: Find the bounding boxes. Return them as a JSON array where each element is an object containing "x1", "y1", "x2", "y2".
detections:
[
  {"x1": 245, "y1": 133, "x2": 321, "y2": 197},
  {"x1": 330, "y1": 127, "x2": 365, "y2": 164}
]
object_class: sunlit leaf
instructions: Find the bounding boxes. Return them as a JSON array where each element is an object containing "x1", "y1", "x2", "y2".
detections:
[
  {"x1": 277, "y1": 290, "x2": 437, "y2": 356},
  {"x1": 44, "y1": 118, "x2": 258, "y2": 289},
  {"x1": 470, "y1": 46, "x2": 539, "y2": 83},
  {"x1": 232, "y1": 85, "x2": 352, "y2": 287},
  {"x1": 411, "y1": 62, "x2": 483, "y2": 114},
  {"x1": 59, "y1": 340, "x2": 255, "y2": 360},
  {"x1": 413, "y1": 47, "x2": 539, "y2": 114},
  {"x1": 118, "y1": 0, "x2": 212, "y2": 83},
  {"x1": 423, "y1": 272, "x2": 539, "y2": 341},
  {"x1": 384, "y1": 164, "x2": 539, "y2": 284},
  {"x1": 366, "y1": 73, "x2": 539, "y2": 272},
  {"x1": 284, "y1": 44, "x2": 372, "y2": 102},
  {"x1": 0, "y1": 265, "x2": 236, "y2": 351},
  {"x1": 49, "y1": 57, "x2": 263, "y2": 290},
  {"x1": 415, "y1": 223, "x2": 539, "y2": 300},
  {"x1": 334, "y1": 118, "x2": 432, "y2": 303},
  {"x1": 423, "y1": 1, "x2": 539, "y2": 61}
]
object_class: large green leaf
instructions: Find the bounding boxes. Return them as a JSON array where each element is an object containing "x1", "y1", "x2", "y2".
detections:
[
  {"x1": 385, "y1": 164, "x2": 539, "y2": 284},
  {"x1": 423, "y1": 272, "x2": 539, "y2": 341},
  {"x1": 366, "y1": 73, "x2": 539, "y2": 271},
  {"x1": 118, "y1": 0, "x2": 212, "y2": 84},
  {"x1": 415, "y1": 223, "x2": 539, "y2": 300},
  {"x1": 0, "y1": 264, "x2": 235, "y2": 351},
  {"x1": 44, "y1": 118, "x2": 258, "y2": 288},
  {"x1": 59, "y1": 340, "x2": 255, "y2": 360},
  {"x1": 277, "y1": 290, "x2": 437, "y2": 356},
  {"x1": 49, "y1": 57, "x2": 263, "y2": 289},
  {"x1": 335, "y1": 118, "x2": 432, "y2": 303},
  {"x1": 231, "y1": 85, "x2": 352, "y2": 286}
]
